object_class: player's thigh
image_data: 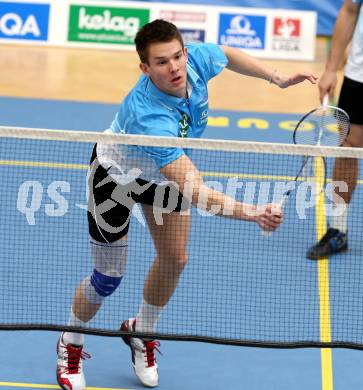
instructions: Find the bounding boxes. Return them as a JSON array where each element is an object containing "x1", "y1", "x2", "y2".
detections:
[
  {"x1": 88, "y1": 146, "x2": 132, "y2": 243},
  {"x1": 142, "y1": 204, "x2": 191, "y2": 259}
]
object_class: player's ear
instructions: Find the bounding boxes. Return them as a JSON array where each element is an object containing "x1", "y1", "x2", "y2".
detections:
[
  {"x1": 139, "y1": 62, "x2": 150, "y2": 76},
  {"x1": 184, "y1": 47, "x2": 188, "y2": 62}
]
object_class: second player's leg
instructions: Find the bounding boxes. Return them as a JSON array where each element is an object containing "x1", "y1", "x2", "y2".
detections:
[{"x1": 332, "y1": 123, "x2": 363, "y2": 204}]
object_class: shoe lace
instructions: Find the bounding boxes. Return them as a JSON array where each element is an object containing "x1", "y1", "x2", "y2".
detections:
[
  {"x1": 64, "y1": 344, "x2": 91, "y2": 374},
  {"x1": 143, "y1": 340, "x2": 162, "y2": 368}
]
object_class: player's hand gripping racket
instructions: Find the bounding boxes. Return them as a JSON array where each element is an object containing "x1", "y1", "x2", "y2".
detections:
[{"x1": 262, "y1": 95, "x2": 350, "y2": 236}]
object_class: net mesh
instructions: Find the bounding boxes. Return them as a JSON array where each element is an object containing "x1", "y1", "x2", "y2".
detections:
[{"x1": 1, "y1": 127, "x2": 363, "y2": 349}]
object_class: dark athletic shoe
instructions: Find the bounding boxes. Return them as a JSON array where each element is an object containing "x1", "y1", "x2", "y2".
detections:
[{"x1": 306, "y1": 228, "x2": 348, "y2": 260}]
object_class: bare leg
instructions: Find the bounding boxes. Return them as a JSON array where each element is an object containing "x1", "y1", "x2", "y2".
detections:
[
  {"x1": 142, "y1": 205, "x2": 190, "y2": 307},
  {"x1": 67, "y1": 234, "x2": 128, "y2": 331},
  {"x1": 332, "y1": 124, "x2": 363, "y2": 204},
  {"x1": 72, "y1": 286, "x2": 102, "y2": 322}
]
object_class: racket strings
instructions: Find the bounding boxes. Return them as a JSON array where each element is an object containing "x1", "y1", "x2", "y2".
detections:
[{"x1": 294, "y1": 106, "x2": 350, "y2": 147}]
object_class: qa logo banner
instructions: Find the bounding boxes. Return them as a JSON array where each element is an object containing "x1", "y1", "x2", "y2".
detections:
[{"x1": 0, "y1": 2, "x2": 49, "y2": 41}]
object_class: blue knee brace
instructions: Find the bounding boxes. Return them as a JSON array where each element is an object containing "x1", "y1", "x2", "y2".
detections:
[
  {"x1": 82, "y1": 238, "x2": 127, "y2": 304},
  {"x1": 91, "y1": 268, "x2": 122, "y2": 297},
  {"x1": 82, "y1": 269, "x2": 122, "y2": 304}
]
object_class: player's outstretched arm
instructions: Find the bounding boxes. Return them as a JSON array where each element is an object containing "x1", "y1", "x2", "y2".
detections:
[
  {"x1": 318, "y1": 0, "x2": 361, "y2": 102},
  {"x1": 221, "y1": 45, "x2": 317, "y2": 88},
  {"x1": 160, "y1": 154, "x2": 283, "y2": 231}
]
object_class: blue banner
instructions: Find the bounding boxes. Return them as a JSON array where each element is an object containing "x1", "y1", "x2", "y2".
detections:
[
  {"x1": 0, "y1": 2, "x2": 50, "y2": 41},
  {"x1": 218, "y1": 14, "x2": 267, "y2": 50},
  {"x1": 141, "y1": 0, "x2": 343, "y2": 35},
  {"x1": 179, "y1": 28, "x2": 205, "y2": 43}
]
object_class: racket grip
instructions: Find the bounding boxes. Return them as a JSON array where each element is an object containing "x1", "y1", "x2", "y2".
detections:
[
  {"x1": 260, "y1": 195, "x2": 288, "y2": 237},
  {"x1": 323, "y1": 94, "x2": 329, "y2": 108}
]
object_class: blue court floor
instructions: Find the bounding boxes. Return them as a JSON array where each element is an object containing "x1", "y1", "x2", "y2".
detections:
[{"x1": 1, "y1": 97, "x2": 363, "y2": 390}]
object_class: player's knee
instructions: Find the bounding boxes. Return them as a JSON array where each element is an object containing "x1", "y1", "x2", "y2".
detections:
[
  {"x1": 91, "y1": 269, "x2": 122, "y2": 297},
  {"x1": 83, "y1": 237, "x2": 128, "y2": 304},
  {"x1": 170, "y1": 251, "x2": 189, "y2": 272},
  {"x1": 82, "y1": 271, "x2": 122, "y2": 304},
  {"x1": 342, "y1": 139, "x2": 355, "y2": 148}
]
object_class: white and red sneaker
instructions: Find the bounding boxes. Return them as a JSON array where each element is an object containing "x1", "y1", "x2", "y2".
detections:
[
  {"x1": 56, "y1": 334, "x2": 90, "y2": 390},
  {"x1": 121, "y1": 318, "x2": 161, "y2": 388}
]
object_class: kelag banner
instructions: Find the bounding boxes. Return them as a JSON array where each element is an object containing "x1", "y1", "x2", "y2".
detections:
[{"x1": 140, "y1": 0, "x2": 342, "y2": 35}]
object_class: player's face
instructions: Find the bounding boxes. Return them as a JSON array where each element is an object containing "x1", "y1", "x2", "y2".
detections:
[{"x1": 140, "y1": 39, "x2": 188, "y2": 98}]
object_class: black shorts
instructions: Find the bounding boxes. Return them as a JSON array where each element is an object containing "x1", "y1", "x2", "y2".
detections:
[
  {"x1": 87, "y1": 145, "x2": 188, "y2": 243},
  {"x1": 338, "y1": 76, "x2": 363, "y2": 125}
]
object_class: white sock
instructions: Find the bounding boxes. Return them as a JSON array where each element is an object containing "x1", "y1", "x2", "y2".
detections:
[
  {"x1": 135, "y1": 300, "x2": 163, "y2": 333},
  {"x1": 331, "y1": 203, "x2": 349, "y2": 233},
  {"x1": 62, "y1": 308, "x2": 85, "y2": 346}
]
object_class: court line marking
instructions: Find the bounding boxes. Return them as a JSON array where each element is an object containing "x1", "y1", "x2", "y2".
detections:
[
  {"x1": 0, "y1": 159, "x2": 308, "y2": 181},
  {"x1": 0, "y1": 160, "x2": 88, "y2": 170},
  {"x1": 314, "y1": 157, "x2": 333, "y2": 390},
  {"x1": 0, "y1": 383, "x2": 131, "y2": 390},
  {"x1": 2, "y1": 159, "x2": 363, "y2": 185}
]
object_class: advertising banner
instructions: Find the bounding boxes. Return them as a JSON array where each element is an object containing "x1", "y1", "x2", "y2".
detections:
[
  {"x1": 145, "y1": 0, "x2": 340, "y2": 35},
  {"x1": 0, "y1": 1, "x2": 50, "y2": 41},
  {"x1": 218, "y1": 14, "x2": 267, "y2": 50},
  {"x1": 156, "y1": 7, "x2": 208, "y2": 43},
  {"x1": 179, "y1": 28, "x2": 205, "y2": 43},
  {"x1": 0, "y1": 0, "x2": 317, "y2": 60},
  {"x1": 68, "y1": 4, "x2": 150, "y2": 45}
]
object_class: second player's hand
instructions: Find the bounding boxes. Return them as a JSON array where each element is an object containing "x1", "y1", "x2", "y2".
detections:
[{"x1": 318, "y1": 70, "x2": 338, "y2": 103}]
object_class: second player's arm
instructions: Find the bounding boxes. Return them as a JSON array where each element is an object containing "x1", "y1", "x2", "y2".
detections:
[
  {"x1": 319, "y1": 0, "x2": 361, "y2": 100},
  {"x1": 160, "y1": 154, "x2": 282, "y2": 231},
  {"x1": 326, "y1": 0, "x2": 360, "y2": 73}
]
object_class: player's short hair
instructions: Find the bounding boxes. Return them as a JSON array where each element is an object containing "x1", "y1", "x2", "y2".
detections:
[{"x1": 135, "y1": 19, "x2": 184, "y2": 64}]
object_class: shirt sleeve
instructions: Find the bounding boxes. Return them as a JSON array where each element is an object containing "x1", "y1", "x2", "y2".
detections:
[{"x1": 187, "y1": 43, "x2": 228, "y2": 83}]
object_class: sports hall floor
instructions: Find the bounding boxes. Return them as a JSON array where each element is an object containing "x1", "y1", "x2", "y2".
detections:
[{"x1": 1, "y1": 40, "x2": 363, "y2": 390}]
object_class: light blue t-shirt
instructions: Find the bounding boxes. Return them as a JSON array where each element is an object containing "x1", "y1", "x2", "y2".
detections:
[{"x1": 109, "y1": 43, "x2": 228, "y2": 171}]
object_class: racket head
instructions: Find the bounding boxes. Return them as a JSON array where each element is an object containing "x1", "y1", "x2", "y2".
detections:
[{"x1": 293, "y1": 105, "x2": 350, "y2": 147}]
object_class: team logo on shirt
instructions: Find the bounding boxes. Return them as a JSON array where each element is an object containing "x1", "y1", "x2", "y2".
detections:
[{"x1": 179, "y1": 112, "x2": 190, "y2": 138}]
